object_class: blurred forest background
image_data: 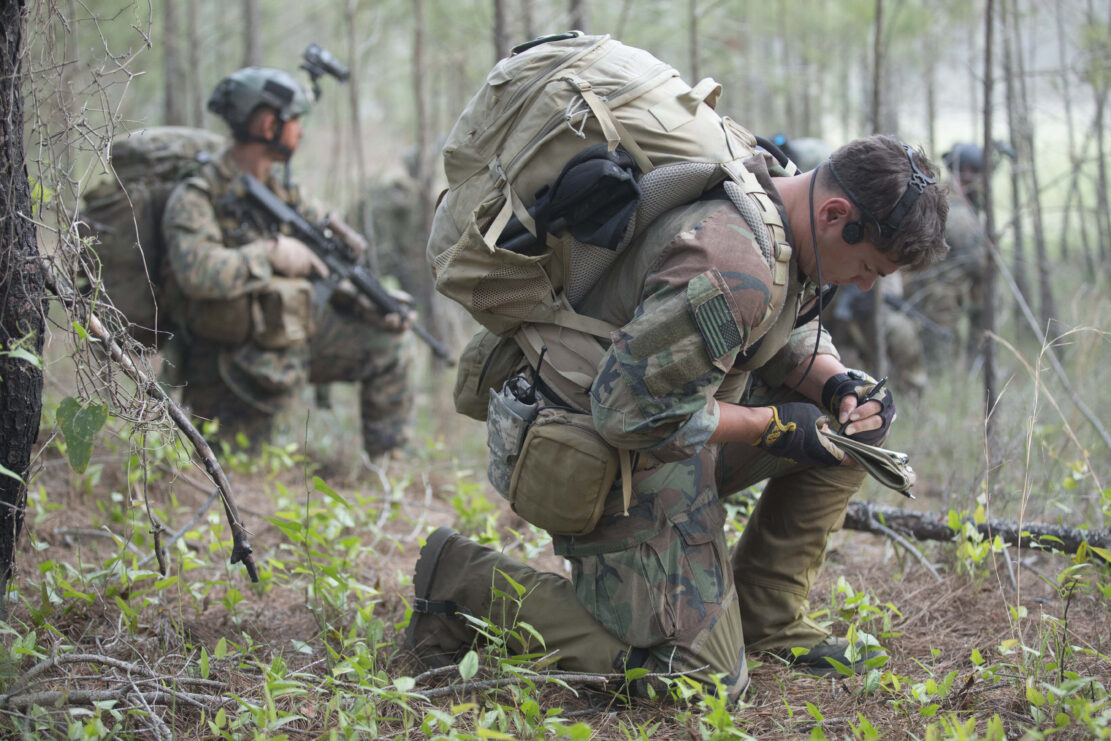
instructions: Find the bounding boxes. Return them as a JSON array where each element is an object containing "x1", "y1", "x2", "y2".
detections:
[{"x1": 2, "y1": 0, "x2": 1110, "y2": 737}]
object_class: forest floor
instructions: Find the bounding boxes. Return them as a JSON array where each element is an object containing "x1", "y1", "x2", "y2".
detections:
[{"x1": 11, "y1": 416, "x2": 1110, "y2": 740}]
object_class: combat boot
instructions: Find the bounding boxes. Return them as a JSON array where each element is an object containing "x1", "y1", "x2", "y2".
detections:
[
  {"x1": 406, "y1": 527, "x2": 634, "y2": 675},
  {"x1": 405, "y1": 527, "x2": 478, "y2": 668}
]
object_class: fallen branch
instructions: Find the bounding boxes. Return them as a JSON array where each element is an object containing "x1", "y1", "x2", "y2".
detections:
[
  {"x1": 43, "y1": 266, "x2": 258, "y2": 582},
  {"x1": 843, "y1": 500, "x2": 1111, "y2": 556}
]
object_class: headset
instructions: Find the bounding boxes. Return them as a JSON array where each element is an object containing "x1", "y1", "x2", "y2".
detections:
[{"x1": 825, "y1": 143, "x2": 936, "y2": 244}]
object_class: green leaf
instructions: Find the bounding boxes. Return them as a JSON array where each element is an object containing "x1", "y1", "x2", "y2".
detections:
[
  {"x1": 72, "y1": 322, "x2": 90, "y2": 341},
  {"x1": 458, "y1": 650, "x2": 479, "y2": 681},
  {"x1": 0, "y1": 346, "x2": 42, "y2": 369},
  {"x1": 1026, "y1": 685, "x2": 1046, "y2": 707},
  {"x1": 214, "y1": 637, "x2": 227, "y2": 660},
  {"x1": 970, "y1": 648, "x2": 984, "y2": 666},
  {"x1": 0, "y1": 462, "x2": 23, "y2": 484},
  {"x1": 805, "y1": 701, "x2": 824, "y2": 721},
  {"x1": 624, "y1": 667, "x2": 650, "y2": 680},
  {"x1": 200, "y1": 647, "x2": 210, "y2": 679},
  {"x1": 313, "y1": 475, "x2": 350, "y2": 508},
  {"x1": 56, "y1": 397, "x2": 108, "y2": 473},
  {"x1": 1090, "y1": 546, "x2": 1111, "y2": 563}
]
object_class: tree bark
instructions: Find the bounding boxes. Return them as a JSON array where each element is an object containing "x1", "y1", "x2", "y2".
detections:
[
  {"x1": 162, "y1": 0, "x2": 184, "y2": 125},
  {"x1": 869, "y1": 0, "x2": 888, "y2": 379},
  {"x1": 842, "y1": 500, "x2": 1111, "y2": 557},
  {"x1": 1002, "y1": 0, "x2": 1030, "y2": 338},
  {"x1": 569, "y1": 0, "x2": 587, "y2": 32},
  {"x1": 981, "y1": 0, "x2": 999, "y2": 443},
  {"x1": 242, "y1": 0, "x2": 261, "y2": 67},
  {"x1": 1008, "y1": 0, "x2": 1057, "y2": 335},
  {"x1": 345, "y1": 0, "x2": 376, "y2": 274},
  {"x1": 0, "y1": 0, "x2": 44, "y2": 612},
  {"x1": 186, "y1": 0, "x2": 204, "y2": 127},
  {"x1": 493, "y1": 0, "x2": 509, "y2": 63}
]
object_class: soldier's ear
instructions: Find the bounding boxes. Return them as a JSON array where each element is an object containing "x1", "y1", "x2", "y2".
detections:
[{"x1": 819, "y1": 196, "x2": 854, "y2": 227}]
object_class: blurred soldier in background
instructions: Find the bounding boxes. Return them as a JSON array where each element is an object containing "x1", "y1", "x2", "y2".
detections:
[
  {"x1": 774, "y1": 135, "x2": 928, "y2": 394},
  {"x1": 161, "y1": 66, "x2": 414, "y2": 457},
  {"x1": 902, "y1": 142, "x2": 993, "y2": 361}
]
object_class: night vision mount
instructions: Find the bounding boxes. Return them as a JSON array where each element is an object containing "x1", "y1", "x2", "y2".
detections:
[{"x1": 300, "y1": 43, "x2": 350, "y2": 100}]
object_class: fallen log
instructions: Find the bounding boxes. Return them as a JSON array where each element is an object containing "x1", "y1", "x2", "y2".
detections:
[{"x1": 843, "y1": 500, "x2": 1111, "y2": 556}]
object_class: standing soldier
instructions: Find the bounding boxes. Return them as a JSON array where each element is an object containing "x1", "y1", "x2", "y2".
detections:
[
  {"x1": 408, "y1": 134, "x2": 948, "y2": 701},
  {"x1": 161, "y1": 67, "x2": 414, "y2": 457},
  {"x1": 903, "y1": 142, "x2": 991, "y2": 361}
]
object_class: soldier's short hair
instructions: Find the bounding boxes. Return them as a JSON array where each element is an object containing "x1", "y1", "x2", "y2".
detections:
[{"x1": 821, "y1": 134, "x2": 949, "y2": 271}]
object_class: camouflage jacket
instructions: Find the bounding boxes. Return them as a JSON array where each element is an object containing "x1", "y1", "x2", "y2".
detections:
[
  {"x1": 162, "y1": 149, "x2": 322, "y2": 400},
  {"x1": 578, "y1": 155, "x2": 837, "y2": 461}
]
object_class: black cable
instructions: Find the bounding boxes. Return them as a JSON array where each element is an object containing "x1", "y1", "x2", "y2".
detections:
[{"x1": 783, "y1": 164, "x2": 828, "y2": 397}]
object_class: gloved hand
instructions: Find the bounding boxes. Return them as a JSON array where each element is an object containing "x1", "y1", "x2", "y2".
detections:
[
  {"x1": 268, "y1": 235, "x2": 329, "y2": 278},
  {"x1": 752, "y1": 402, "x2": 845, "y2": 467},
  {"x1": 821, "y1": 370, "x2": 896, "y2": 444}
]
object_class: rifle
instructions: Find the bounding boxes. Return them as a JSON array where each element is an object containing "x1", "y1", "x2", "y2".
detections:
[
  {"x1": 883, "y1": 294, "x2": 955, "y2": 341},
  {"x1": 233, "y1": 172, "x2": 454, "y2": 363}
]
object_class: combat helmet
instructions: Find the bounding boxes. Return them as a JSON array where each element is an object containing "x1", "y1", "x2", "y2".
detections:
[{"x1": 207, "y1": 67, "x2": 312, "y2": 140}]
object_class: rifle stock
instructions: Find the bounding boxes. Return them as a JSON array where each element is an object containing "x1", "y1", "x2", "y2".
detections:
[{"x1": 235, "y1": 173, "x2": 454, "y2": 363}]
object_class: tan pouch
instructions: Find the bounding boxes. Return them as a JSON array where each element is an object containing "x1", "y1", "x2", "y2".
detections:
[
  {"x1": 453, "y1": 328, "x2": 527, "y2": 421},
  {"x1": 185, "y1": 295, "x2": 251, "y2": 345},
  {"x1": 509, "y1": 407, "x2": 619, "y2": 536},
  {"x1": 251, "y1": 277, "x2": 314, "y2": 349}
]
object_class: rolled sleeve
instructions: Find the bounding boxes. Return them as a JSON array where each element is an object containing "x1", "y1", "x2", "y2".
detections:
[
  {"x1": 758, "y1": 319, "x2": 840, "y2": 387},
  {"x1": 590, "y1": 273, "x2": 739, "y2": 461}
]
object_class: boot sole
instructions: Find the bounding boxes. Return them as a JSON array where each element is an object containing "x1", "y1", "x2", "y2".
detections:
[{"x1": 405, "y1": 526, "x2": 459, "y2": 653}]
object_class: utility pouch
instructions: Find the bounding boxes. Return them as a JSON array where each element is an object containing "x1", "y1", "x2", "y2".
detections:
[
  {"x1": 455, "y1": 329, "x2": 528, "y2": 421},
  {"x1": 251, "y1": 277, "x2": 314, "y2": 349},
  {"x1": 486, "y1": 371, "x2": 540, "y2": 498},
  {"x1": 509, "y1": 407, "x2": 619, "y2": 537},
  {"x1": 186, "y1": 295, "x2": 251, "y2": 345}
]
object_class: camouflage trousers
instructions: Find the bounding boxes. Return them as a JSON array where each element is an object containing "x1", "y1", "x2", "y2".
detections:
[
  {"x1": 449, "y1": 425, "x2": 866, "y2": 702},
  {"x1": 180, "y1": 293, "x2": 413, "y2": 457}
]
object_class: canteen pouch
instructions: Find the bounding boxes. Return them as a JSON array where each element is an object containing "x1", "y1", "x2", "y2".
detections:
[
  {"x1": 486, "y1": 372, "x2": 540, "y2": 498},
  {"x1": 251, "y1": 277, "x2": 315, "y2": 349},
  {"x1": 509, "y1": 407, "x2": 619, "y2": 537},
  {"x1": 185, "y1": 295, "x2": 252, "y2": 345}
]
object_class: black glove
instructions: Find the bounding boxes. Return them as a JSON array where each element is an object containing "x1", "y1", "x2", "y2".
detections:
[
  {"x1": 752, "y1": 402, "x2": 844, "y2": 467},
  {"x1": 821, "y1": 370, "x2": 896, "y2": 445}
]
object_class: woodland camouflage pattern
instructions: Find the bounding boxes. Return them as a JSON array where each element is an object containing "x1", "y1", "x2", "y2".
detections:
[
  {"x1": 441, "y1": 156, "x2": 864, "y2": 702},
  {"x1": 162, "y1": 148, "x2": 412, "y2": 455},
  {"x1": 904, "y1": 182, "x2": 986, "y2": 356}
]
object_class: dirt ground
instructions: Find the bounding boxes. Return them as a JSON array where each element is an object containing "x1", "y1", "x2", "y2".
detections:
[{"x1": 12, "y1": 445, "x2": 1110, "y2": 739}]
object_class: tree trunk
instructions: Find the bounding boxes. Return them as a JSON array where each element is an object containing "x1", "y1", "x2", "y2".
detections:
[
  {"x1": 520, "y1": 0, "x2": 535, "y2": 41},
  {"x1": 869, "y1": 0, "x2": 888, "y2": 379},
  {"x1": 493, "y1": 0, "x2": 509, "y2": 63},
  {"x1": 1002, "y1": 0, "x2": 1029, "y2": 337},
  {"x1": 569, "y1": 0, "x2": 587, "y2": 32},
  {"x1": 688, "y1": 0, "x2": 699, "y2": 82},
  {"x1": 981, "y1": 0, "x2": 999, "y2": 443},
  {"x1": 411, "y1": 0, "x2": 440, "y2": 339},
  {"x1": 1009, "y1": 0, "x2": 1057, "y2": 334},
  {"x1": 186, "y1": 0, "x2": 204, "y2": 127},
  {"x1": 1055, "y1": 3, "x2": 1077, "y2": 263},
  {"x1": 162, "y1": 0, "x2": 184, "y2": 125},
  {"x1": 242, "y1": 0, "x2": 261, "y2": 67},
  {"x1": 842, "y1": 501, "x2": 1110, "y2": 556},
  {"x1": 0, "y1": 0, "x2": 44, "y2": 613},
  {"x1": 345, "y1": 0, "x2": 376, "y2": 274}
]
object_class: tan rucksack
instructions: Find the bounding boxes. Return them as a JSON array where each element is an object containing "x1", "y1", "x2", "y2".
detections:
[
  {"x1": 429, "y1": 32, "x2": 795, "y2": 411},
  {"x1": 79, "y1": 126, "x2": 225, "y2": 347},
  {"x1": 429, "y1": 33, "x2": 801, "y2": 535}
]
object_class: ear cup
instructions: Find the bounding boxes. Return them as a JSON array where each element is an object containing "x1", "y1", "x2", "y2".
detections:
[{"x1": 842, "y1": 220, "x2": 864, "y2": 244}]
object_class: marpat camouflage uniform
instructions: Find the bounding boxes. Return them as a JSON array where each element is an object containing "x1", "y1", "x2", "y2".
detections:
[
  {"x1": 904, "y1": 180, "x2": 987, "y2": 360},
  {"x1": 433, "y1": 155, "x2": 869, "y2": 702},
  {"x1": 161, "y1": 149, "x2": 413, "y2": 455}
]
